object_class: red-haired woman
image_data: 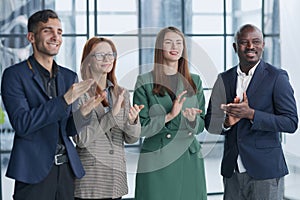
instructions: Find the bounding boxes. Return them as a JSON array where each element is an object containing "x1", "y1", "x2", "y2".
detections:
[{"x1": 73, "y1": 37, "x2": 144, "y2": 200}]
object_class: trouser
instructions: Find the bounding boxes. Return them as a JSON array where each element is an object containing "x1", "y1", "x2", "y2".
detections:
[
  {"x1": 13, "y1": 163, "x2": 74, "y2": 200},
  {"x1": 223, "y1": 171, "x2": 284, "y2": 200}
]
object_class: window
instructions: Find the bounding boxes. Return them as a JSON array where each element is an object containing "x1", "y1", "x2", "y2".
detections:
[{"x1": 0, "y1": 0, "x2": 281, "y2": 199}]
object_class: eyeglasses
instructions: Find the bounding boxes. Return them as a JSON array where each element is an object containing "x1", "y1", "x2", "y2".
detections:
[{"x1": 92, "y1": 52, "x2": 116, "y2": 61}]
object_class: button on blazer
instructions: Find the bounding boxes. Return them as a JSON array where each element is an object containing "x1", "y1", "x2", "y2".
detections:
[{"x1": 1, "y1": 56, "x2": 85, "y2": 184}]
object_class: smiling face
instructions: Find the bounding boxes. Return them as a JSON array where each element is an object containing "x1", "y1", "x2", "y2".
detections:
[
  {"x1": 89, "y1": 42, "x2": 115, "y2": 75},
  {"x1": 233, "y1": 25, "x2": 265, "y2": 71},
  {"x1": 162, "y1": 31, "x2": 184, "y2": 63},
  {"x1": 27, "y1": 18, "x2": 62, "y2": 58}
]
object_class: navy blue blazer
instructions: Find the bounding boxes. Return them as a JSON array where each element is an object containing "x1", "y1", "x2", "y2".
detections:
[
  {"x1": 205, "y1": 60, "x2": 298, "y2": 180},
  {"x1": 1, "y1": 56, "x2": 85, "y2": 184}
]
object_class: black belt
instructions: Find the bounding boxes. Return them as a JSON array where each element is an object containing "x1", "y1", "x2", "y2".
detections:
[
  {"x1": 56, "y1": 143, "x2": 66, "y2": 154},
  {"x1": 54, "y1": 153, "x2": 68, "y2": 165}
]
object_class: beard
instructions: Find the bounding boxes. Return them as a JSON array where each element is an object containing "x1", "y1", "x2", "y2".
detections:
[
  {"x1": 35, "y1": 43, "x2": 60, "y2": 56},
  {"x1": 34, "y1": 36, "x2": 61, "y2": 57}
]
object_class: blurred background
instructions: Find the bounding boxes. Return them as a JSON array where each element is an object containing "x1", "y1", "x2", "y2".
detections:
[{"x1": 1, "y1": 0, "x2": 299, "y2": 199}]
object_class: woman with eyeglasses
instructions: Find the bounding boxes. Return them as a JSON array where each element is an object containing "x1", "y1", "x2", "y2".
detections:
[{"x1": 73, "y1": 37, "x2": 144, "y2": 200}]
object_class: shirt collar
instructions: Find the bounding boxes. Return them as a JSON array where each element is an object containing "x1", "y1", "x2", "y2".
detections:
[
  {"x1": 106, "y1": 79, "x2": 114, "y2": 89},
  {"x1": 237, "y1": 60, "x2": 260, "y2": 76},
  {"x1": 30, "y1": 55, "x2": 59, "y2": 78}
]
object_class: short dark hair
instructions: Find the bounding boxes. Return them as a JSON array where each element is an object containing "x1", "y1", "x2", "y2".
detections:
[
  {"x1": 27, "y1": 9, "x2": 60, "y2": 33},
  {"x1": 234, "y1": 24, "x2": 263, "y2": 43}
]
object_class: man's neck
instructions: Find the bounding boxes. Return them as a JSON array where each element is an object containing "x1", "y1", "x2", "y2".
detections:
[
  {"x1": 239, "y1": 60, "x2": 260, "y2": 75},
  {"x1": 33, "y1": 54, "x2": 54, "y2": 76}
]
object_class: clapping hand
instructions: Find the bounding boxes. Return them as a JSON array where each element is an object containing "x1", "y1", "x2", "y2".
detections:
[
  {"x1": 64, "y1": 79, "x2": 95, "y2": 105},
  {"x1": 221, "y1": 92, "x2": 254, "y2": 127},
  {"x1": 165, "y1": 90, "x2": 187, "y2": 123},
  {"x1": 80, "y1": 91, "x2": 107, "y2": 117},
  {"x1": 128, "y1": 104, "x2": 144, "y2": 125},
  {"x1": 171, "y1": 90, "x2": 187, "y2": 116},
  {"x1": 112, "y1": 89, "x2": 125, "y2": 116},
  {"x1": 182, "y1": 108, "x2": 202, "y2": 122}
]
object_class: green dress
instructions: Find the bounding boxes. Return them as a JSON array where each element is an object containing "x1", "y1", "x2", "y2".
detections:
[{"x1": 133, "y1": 72, "x2": 207, "y2": 200}]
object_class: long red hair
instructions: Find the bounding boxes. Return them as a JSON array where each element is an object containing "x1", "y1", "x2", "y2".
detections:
[{"x1": 80, "y1": 37, "x2": 119, "y2": 106}]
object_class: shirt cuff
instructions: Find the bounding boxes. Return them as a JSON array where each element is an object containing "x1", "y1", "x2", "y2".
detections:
[{"x1": 222, "y1": 123, "x2": 231, "y2": 131}]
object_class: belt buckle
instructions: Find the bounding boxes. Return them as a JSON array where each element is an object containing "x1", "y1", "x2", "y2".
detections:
[{"x1": 55, "y1": 154, "x2": 63, "y2": 165}]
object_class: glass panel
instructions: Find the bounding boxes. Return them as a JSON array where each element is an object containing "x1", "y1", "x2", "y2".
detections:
[
  {"x1": 108, "y1": 36, "x2": 139, "y2": 90},
  {"x1": 55, "y1": 36, "x2": 87, "y2": 74},
  {"x1": 98, "y1": 0, "x2": 136, "y2": 12},
  {"x1": 0, "y1": 1, "x2": 288, "y2": 199},
  {"x1": 241, "y1": 1, "x2": 262, "y2": 11},
  {"x1": 124, "y1": 146, "x2": 139, "y2": 199},
  {"x1": 97, "y1": 0, "x2": 137, "y2": 34},
  {"x1": 140, "y1": 35, "x2": 156, "y2": 74},
  {"x1": 189, "y1": 36, "x2": 224, "y2": 88},
  {"x1": 140, "y1": 0, "x2": 183, "y2": 29},
  {"x1": 202, "y1": 141, "x2": 224, "y2": 194},
  {"x1": 0, "y1": 36, "x2": 31, "y2": 68},
  {"x1": 0, "y1": 1, "x2": 43, "y2": 67},
  {"x1": 97, "y1": 15, "x2": 137, "y2": 34},
  {"x1": 0, "y1": 0, "x2": 29, "y2": 25},
  {"x1": 1, "y1": 101, "x2": 14, "y2": 199},
  {"x1": 0, "y1": 106, "x2": 14, "y2": 152},
  {"x1": 189, "y1": 0, "x2": 224, "y2": 34},
  {"x1": 197, "y1": 90, "x2": 225, "y2": 195},
  {"x1": 226, "y1": 0, "x2": 262, "y2": 34},
  {"x1": 264, "y1": 0, "x2": 280, "y2": 34},
  {"x1": 191, "y1": 15, "x2": 224, "y2": 34},
  {"x1": 192, "y1": 0, "x2": 223, "y2": 12},
  {"x1": 226, "y1": 36, "x2": 238, "y2": 70},
  {"x1": 73, "y1": 13, "x2": 88, "y2": 34},
  {"x1": 1, "y1": 152, "x2": 14, "y2": 199},
  {"x1": 55, "y1": 1, "x2": 88, "y2": 35},
  {"x1": 0, "y1": 16, "x2": 27, "y2": 35},
  {"x1": 263, "y1": 36, "x2": 280, "y2": 67},
  {"x1": 55, "y1": 0, "x2": 72, "y2": 11}
]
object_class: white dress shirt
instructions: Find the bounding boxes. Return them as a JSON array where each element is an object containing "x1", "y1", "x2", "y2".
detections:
[{"x1": 235, "y1": 61, "x2": 260, "y2": 172}]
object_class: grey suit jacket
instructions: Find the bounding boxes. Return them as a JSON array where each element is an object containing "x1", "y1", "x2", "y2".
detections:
[{"x1": 73, "y1": 87, "x2": 141, "y2": 199}]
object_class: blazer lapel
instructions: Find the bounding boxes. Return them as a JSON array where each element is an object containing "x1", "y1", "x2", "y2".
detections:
[
  {"x1": 31, "y1": 73, "x2": 48, "y2": 96},
  {"x1": 246, "y1": 61, "x2": 267, "y2": 98},
  {"x1": 28, "y1": 58, "x2": 65, "y2": 97},
  {"x1": 154, "y1": 91, "x2": 173, "y2": 113},
  {"x1": 56, "y1": 69, "x2": 66, "y2": 96},
  {"x1": 226, "y1": 66, "x2": 238, "y2": 102}
]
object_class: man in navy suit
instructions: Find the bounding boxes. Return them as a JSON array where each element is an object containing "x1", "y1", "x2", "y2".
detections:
[
  {"x1": 205, "y1": 24, "x2": 298, "y2": 199},
  {"x1": 1, "y1": 9, "x2": 95, "y2": 200}
]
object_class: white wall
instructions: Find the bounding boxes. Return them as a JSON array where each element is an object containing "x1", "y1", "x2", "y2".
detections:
[{"x1": 280, "y1": 0, "x2": 300, "y2": 158}]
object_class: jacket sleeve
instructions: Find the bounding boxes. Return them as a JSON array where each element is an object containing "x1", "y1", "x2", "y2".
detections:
[
  {"x1": 205, "y1": 74, "x2": 227, "y2": 134},
  {"x1": 251, "y1": 70, "x2": 298, "y2": 133},
  {"x1": 133, "y1": 74, "x2": 168, "y2": 138},
  {"x1": 72, "y1": 95, "x2": 117, "y2": 148},
  {"x1": 73, "y1": 89, "x2": 141, "y2": 147},
  {"x1": 188, "y1": 76, "x2": 206, "y2": 134},
  {"x1": 182, "y1": 74, "x2": 206, "y2": 135},
  {"x1": 1, "y1": 66, "x2": 73, "y2": 137},
  {"x1": 121, "y1": 89, "x2": 141, "y2": 144}
]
